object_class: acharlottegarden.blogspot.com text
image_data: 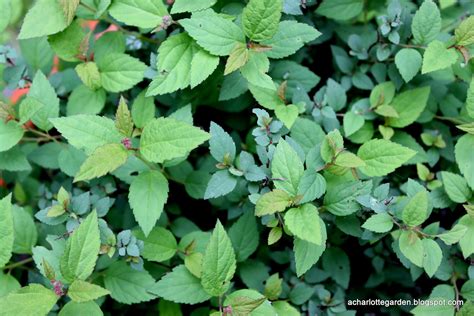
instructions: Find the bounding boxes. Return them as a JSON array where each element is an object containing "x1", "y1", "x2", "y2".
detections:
[{"x1": 347, "y1": 298, "x2": 464, "y2": 308}]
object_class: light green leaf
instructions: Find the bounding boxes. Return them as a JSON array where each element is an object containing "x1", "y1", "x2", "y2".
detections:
[
  {"x1": 209, "y1": 122, "x2": 236, "y2": 162},
  {"x1": 294, "y1": 234, "x2": 326, "y2": 277},
  {"x1": 467, "y1": 77, "x2": 474, "y2": 119},
  {"x1": 0, "y1": 284, "x2": 58, "y2": 315},
  {"x1": 241, "y1": 52, "x2": 274, "y2": 90},
  {"x1": 19, "y1": 37, "x2": 55, "y2": 75},
  {"x1": 459, "y1": 215, "x2": 474, "y2": 258},
  {"x1": 169, "y1": 104, "x2": 193, "y2": 125},
  {"x1": 172, "y1": 0, "x2": 217, "y2": 14},
  {"x1": 131, "y1": 91, "x2": 155, "y2": 128},
  {"x1": 343, "y1": 111, "x2": 364, "y2": 137},
  {"x1": 255, "y1": 189, "x2": 292, "y2": 216},
  {"x1": 334, "y1": 151, "x2": 366, "y2": 168},
  {"x1": 23, "y1": 71, "x2": 59, "y2": 131},
  {"x1": 147, "y1": 33, "x2": 219, "y2": 95},
  {"x1": 204, "y1": 170, "x2": 238, "y2": 199},
  {"x1": 402, "y1": 190, "x2": 428, "y2": 227},
  {"x1": 137, "y1": 227, "x2": 177, "y2": 262},
  {"x1": 374, "y1": 105, "x2": 399, "y2": 118},
  {"x1": 224, "y1": 289, "x2": 275, "y2": 315},
  {"x1": 75, "y1": 62, "x2": 102, "y2": 90},
  {"x1": 229, "y1": 212, "x2": 259, "y2": 262},
  {"x1": 226, "y1": 294, "x2": 266, "y2": 315},
  {"x1": 455, "y1": 16, "x2": 474, "y2": 46},
  {"x1": 58, "y1": 0, "x2": 80, "y2": 24},
  {"x1": 387, "y1": 86, "x2": 431, "y2": 128},
  {"x1": 129, "y1": 170, "x2": 169, "y2": 236},
  {"x1": 94, "y1": 31, "x2": 126, "y2": 63},
  {"x1": 67, "y1": 86, "x2": 106, "y2": 116},
  {"x1": 320, "y1": 129, "x2": 344, "y2": 162},
  {"x1": 0, "y1": 147, "x2": 31, "y2": 172},
  {"x1": 395, "y1": 48, "x2": 422, "y2": 83},
  {"x1": 411, "y1": 0, "x2": 441, "y2": 45},
  {"x1": 74, "y1": 143, "x2": 128, "y2": 182},
  {"x1": 316, "y1": 0, "x2": 363, "y2": 21},
  {"x1": 0, "y1": 0, "x2": 11, "y2": 33},
  {"x1": 357, "y1": 139, "x2": 416, "y2": 176},
  {"x1": 97, "y1": 53, "x2": 146, "y2": 93},
  {"x1": 224, "y1": 43, "x2": 249, "y2": 75},
  {"x1": 262, "y1": 21, "x2": 321, "y2": 59},
  {"x1": 370, "y1": 81, "x2": 396, "y2": 108},
  {"x1": 115, "y1": 97, "x2": 133, "y2": 137},
  {"x1": 60, "y1": 211, "x2": 100, "y2": 283},
  {"x1": 296, "y1": 170, "x2": 326, "y2": 204},
  {"x1": 201, "y1": 220, "x2": 236, "y2": 297},
  {"x1": 50, "y1": 115, "x2": 123, "y2": 154},
  {"x1": 180, "y1": 11, "x2": 245, "y2": 56},
  {"x1": 48, "y1": 21, "x2": 86, "y2": 62},
  {"x1": 248, "y1": 84, "x2": 284, "y2": 110},
  {"x1": 271, "y1": 140, "x2": 304, "y2": 196},
  {"x1": 0, "y1": 194, "x2": 14, "y2": 268},
  {"x1": 275, "y1": 104, "x2": 299, "y2": 129},
  {"x1": 437, "y1": 224, "x2": 468, "y2": 245},
  {"x1": 361, "y1": 213, "x2": 394, "y2": 233},
  {"x1": 422, "y1": 40, "x2": 457, "y2": 74},
  {"x1": 108, "y1": 0, "x2": 168, "y2": 29},
  {"x1": 290, "y1": 118, "x2": 325, "y2": 154},
  {"x1": 399, "y1": 230, "x2": 423, "y2": 267},
  {"x1": 68, "y1": 280, "x2": 110, "y2": 303},
  {"x1": 12, "y1": 206, "x2": 37, "y2": 254},
  {"x1": 150, "y1": 265, "x2": 211, "y2": 304},
  {"x1": 189, "y1": 44, "x2": 220, "y2": 88},
  {"x1": 273, "y1": 301, "x2": 300, "y2": 316},
  {"x1": 140, "y1": 117, "x2": 210, "y2": 163},
  {"x1": 19, "y1": 99, "x2": 43, "y2": 129},
  {"x1": 242, "y1": 0, "x2": 282, "y2": 42},
  {"x1": 324, "y1": 181, "x2": 372, "y2": 216},
  {"x1": 104, "y1": 261, "x2": 156, "y2": 305},
  {"x1": 441, "y1": 171, "x2": 471, "y2": 203},
  {"x1": 32, "y1": 236, "x2": 66, "y2": 283},
  {"x1": 185, "y1": 253, "x2": 203, "y2": 278},
  {"x1": 0, "y1": 272, "x2": 21, "y2": 297},
  {"x1": 422, "y1": 239, "x2": 442, "y2": 278},
  {"x1": 461, "y1": 280, "x2": 474, "y2": 301},
  {"x1": 59, "y1": 301, "x2": 103, "y2": 316},
  {"x1": 0, "y1": 121, "x2": 24, "y2": 152},
  {"x1": 284, "y1": 204, "x2": 322, "y2": 245},
  {"x1": 18, "y1": 0, "x2": 67, "y2": 39},
  {"x1": 455, "y1": 134, "x2": 474, "y2": 190}
]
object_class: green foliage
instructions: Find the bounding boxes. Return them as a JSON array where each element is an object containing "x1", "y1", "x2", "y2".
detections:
[
  {"x1": 60, "y1": 211, "x2": 100, "y2": 283},
  {"x1": 108, "y1": 0, "x2": 168, "y2": 29},
  {"x1": 1, "y1": 0, "x2": 474, "y2": 314},
  {"x1": 201, "y1": 221, "x2": 236, "y2": 296}
]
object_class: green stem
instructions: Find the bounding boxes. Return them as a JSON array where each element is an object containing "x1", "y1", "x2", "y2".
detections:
[
  {"x1": 135, "y1": 152, "x2": 158, "y2": 170},
  {"x1": 434, "y1": 115, "x2": 469, "y2": 125},
  {"x1": 27, "y1": 128, "x2": 61, "y2": 143},
  {"x1": 2, "y1": 257, "x2": 33, "y2": 271}
]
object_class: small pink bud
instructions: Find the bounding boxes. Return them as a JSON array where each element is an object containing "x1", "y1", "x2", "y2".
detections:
[
  {"x1": 121, "y1": 138, "x2": 132, "y2": 149},
  {"x1": 51, "y1": 280, "x2": 64, "y2": 297},
  {"x1": 223, "y1": 306, "x2": 232, "y2": 315},
  {"x1": 166, "y1": 0, "x2": 174, "y2": 4}
]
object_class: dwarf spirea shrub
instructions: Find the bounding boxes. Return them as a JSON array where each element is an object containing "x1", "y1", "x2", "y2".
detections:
[{"x1": 0, "y1": 0, "x2": 474, "y2": 314}]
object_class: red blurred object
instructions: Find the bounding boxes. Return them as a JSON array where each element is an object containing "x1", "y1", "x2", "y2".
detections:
[
  {"x1": 0, "y1": 178, "x2": 6, "y2": 188},
  {"x1": 10, "y1": 88, "x2": 29, "y2": 104},
  {"x1": 23, "y1": 120, "x2": 35, "y2": 129}
]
